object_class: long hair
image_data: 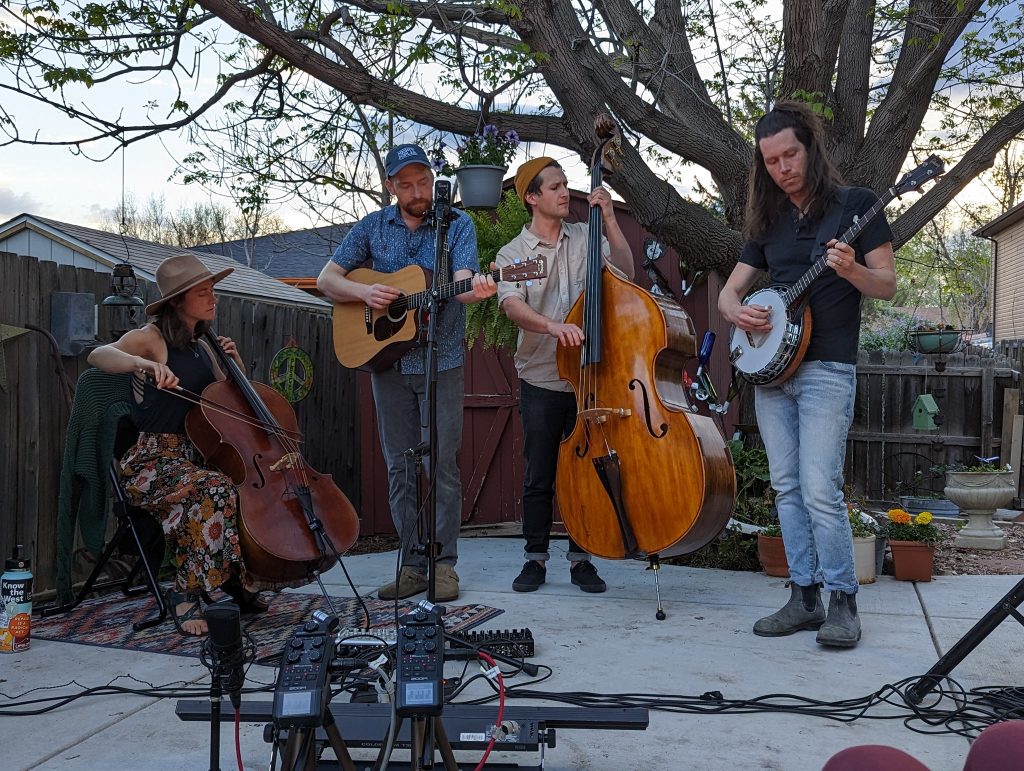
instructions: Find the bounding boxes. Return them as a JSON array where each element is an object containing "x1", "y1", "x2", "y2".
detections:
[
  {"x1": 154, "y1": 296, "x2": 210, "y2": 349},
  {"x1": 744, "y1": 101, "x2": 843, "y2": 240}
]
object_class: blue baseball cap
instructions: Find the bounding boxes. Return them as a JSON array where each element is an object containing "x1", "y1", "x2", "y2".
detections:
[{"x1": 385, "y1": 144, "x2": 430, "y2": 177}]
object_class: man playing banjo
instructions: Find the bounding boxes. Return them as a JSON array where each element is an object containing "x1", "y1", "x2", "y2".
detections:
[{"x1": 718, "y1": 101, "x2": 895, "y2": 649}]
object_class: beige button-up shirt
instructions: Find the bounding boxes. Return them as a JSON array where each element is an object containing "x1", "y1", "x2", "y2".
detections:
[{"x1": 496, "y1": 221, "x2": 611, "y2": 392}]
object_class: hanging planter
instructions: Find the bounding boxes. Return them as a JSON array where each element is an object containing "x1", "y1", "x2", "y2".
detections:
[
  {"x1": 908, "y1": 329, "x2": 964, "y2": 354},
  {"x1": 454, "y1": 164, "x2": 508, "y2": 209},
  {"x1": 889, "y1": 540, "x2": 935, "y2": 581}
]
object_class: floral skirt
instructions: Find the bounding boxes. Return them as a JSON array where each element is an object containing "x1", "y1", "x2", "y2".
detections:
[{"x1": 119, "y1": 433, "x2": 243, "y2": 594}]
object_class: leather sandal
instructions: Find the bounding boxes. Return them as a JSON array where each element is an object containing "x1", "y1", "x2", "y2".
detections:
[
  {"x1": 220, "y1": 576, "x2": 269, "y2": 615},
  {"x1": 168, "y1": 590, "x2": 207, "y2": 637}
]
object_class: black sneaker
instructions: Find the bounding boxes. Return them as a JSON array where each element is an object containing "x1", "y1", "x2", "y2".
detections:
[
  {"x1": 570, "y1": 561, "x2": 607, "y2": 593},
  {"x1": 512, "y1": 561, "x2": 546, "y2": 592}
]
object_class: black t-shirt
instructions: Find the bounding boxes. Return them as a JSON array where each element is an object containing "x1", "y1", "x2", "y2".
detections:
[{"x1": 739, "y1": 187, "x2": 893, "y2": 364}]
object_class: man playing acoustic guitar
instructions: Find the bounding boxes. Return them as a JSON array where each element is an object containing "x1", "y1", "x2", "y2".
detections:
[
  {"x1": 718, "y1": 102, "x2": 895, "y2": 648},
  {"x1": 317, "y1": 143, "x2": 496, "y2": 602}
]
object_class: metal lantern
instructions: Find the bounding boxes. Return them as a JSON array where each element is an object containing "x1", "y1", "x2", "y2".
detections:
[{"x1": 101, "y1": 262, "x2": 145, "y2": 307}]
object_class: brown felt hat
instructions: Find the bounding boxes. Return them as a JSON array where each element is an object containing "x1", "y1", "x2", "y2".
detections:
[
  {"x1": 145, "y1": 254, "x2": 234, "y2": 316},
  {"x1": 514, "y1": 156, "x2": 557, "y2": 204}
]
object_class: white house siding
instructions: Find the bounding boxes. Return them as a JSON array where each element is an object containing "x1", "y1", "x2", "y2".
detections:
[
  {"x1": 0, "y1": 228, "x2": 98, "y2": 269},
  {"x1": 992, "y1": 226, "x2": 1024, "y2": 342}
]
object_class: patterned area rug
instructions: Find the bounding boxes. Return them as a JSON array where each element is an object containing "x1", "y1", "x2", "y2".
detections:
[{"x1": 33, "y1": 591, "x2": 503, "y2": 661}]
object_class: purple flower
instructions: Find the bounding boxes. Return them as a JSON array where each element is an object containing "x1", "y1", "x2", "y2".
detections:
[
  {"x1": 504, "y1": 130, "x2": 520, "y2": 146},
  {"x1": 482, "y1": 124, "x2": 499, "y2": 139},
  {"x1": 430, "y1": 157, "x2": 446, "y2": 172}
]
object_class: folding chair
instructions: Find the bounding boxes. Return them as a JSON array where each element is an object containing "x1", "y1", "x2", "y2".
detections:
[{"x1": 41, "y1": 369, "x2": 168, "y2": 632}]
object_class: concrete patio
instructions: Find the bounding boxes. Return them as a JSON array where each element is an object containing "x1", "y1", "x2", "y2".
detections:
[{"x1": 4, "y1": 536, "x2": 1023, "y2": 771}]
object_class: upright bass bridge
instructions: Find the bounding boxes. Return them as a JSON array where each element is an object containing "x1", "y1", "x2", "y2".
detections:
[{"x1": 580, "y1": 406, "x2": 631, "y2": 423}]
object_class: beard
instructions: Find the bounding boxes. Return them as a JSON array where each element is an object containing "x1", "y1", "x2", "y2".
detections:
[{"x1": 400, "y1": 198, "x2": 431, "y2": 220}]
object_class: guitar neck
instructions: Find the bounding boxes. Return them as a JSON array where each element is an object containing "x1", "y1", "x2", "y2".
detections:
[
  {"x1": 784, "y1": 188, "x2": 896, "y2": 303},
  {"x1": 405, "y1": 267, "x2": 503, "y2": 309}
]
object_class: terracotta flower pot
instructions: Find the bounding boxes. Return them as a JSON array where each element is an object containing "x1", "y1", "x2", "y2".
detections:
[
  {"x1": 889, "y1": 539, "x2": 935, "y2": 582},
  {"x1": 757, "y1": 533, "x2": 789, "y2": 577}
]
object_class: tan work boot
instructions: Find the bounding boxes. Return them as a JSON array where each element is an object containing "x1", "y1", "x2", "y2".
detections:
[
  {"x1": 377, "y1": 567, "x2": 428, "y2": 600},
  {"x1": 434, "y1": 564, "x2": 460, "y2": 602}
]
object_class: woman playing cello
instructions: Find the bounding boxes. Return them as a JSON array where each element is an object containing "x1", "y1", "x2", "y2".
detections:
[{"x1": 88, "y1": 254, "x2": 265, "y2": 636}]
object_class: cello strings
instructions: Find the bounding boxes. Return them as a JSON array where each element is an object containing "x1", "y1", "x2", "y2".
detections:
[{"x1": 159, "y1": 384, "x2": 304, "y2": 443}]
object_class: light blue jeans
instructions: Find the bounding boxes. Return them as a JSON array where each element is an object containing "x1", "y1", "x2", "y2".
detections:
[
  {"x1": 755, "y1": 360, "x2": 858, "y2": 594},
  {"x1": 370, "y1": 366, "x2": 464, "y2": 570}
]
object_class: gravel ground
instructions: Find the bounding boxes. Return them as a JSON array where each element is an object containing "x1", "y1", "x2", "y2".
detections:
[{"x1": 933, "y1": 520, "x2": 1024, "y2": 576}]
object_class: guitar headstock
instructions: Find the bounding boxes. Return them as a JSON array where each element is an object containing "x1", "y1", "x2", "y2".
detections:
[
  {"x1": 894, "y1": 155, "x2": 945, "y2": 197},
  {"x1": 499, "y1": 257, "x2": 547, "y2": 283}
]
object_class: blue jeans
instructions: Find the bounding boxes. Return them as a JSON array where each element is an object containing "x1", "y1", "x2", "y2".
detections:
[
  {"x1": 370, "y1": 366, "x2": 464, "y2": 570},
  {"x1": 755, "y1": 360, "x2": 857, "y2": 593}
]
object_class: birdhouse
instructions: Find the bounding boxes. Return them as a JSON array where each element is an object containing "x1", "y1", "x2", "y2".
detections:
[{"x1": 912, "y1": 394, "x2": 940, "y2": 431}]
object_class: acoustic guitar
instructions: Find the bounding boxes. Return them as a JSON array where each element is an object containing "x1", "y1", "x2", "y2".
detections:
[{"x1": 332, "y1": 258, "x2": 547, "y2": 371}]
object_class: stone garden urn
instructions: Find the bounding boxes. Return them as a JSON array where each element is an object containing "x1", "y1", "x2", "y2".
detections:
[{"x1": 944, "y1": 470, "x2": 1015, "y2": 549}]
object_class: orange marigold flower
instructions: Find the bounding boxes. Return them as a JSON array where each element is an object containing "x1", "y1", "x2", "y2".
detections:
[{"x1": 888, "y1": 509, "x2": 912, "y2": 524}]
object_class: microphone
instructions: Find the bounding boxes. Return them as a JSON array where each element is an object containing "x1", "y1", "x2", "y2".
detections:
[
  {"x1": 205, "y1": 601, "x2": 247, "y2": 710},
  {"x1": 433, "y1": 179, "x2": 452, "y2": 222}
]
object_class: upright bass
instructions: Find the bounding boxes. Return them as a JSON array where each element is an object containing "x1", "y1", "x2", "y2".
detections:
[
  {"x1": 185, "y1": 332, "x2": 359, "y2": 585},
  {"x1": 554, "y1": 117, "x2": 736, "y2": 561}
]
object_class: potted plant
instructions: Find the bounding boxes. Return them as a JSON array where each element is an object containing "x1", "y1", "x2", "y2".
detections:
[
  {"x1": 908, "y1": 323, "x2": 964, "y2": 354},
  {"x1": 756, "y1": 519, "x2": 789, "y2": 578},
  {"x1": 430, "y1": 125, "x2": 520, "y2": 208},
  {"x1": 944, "y1": 460, "x2": 1015, "y2": 549},
  {"x1": 848, "y1": 504, "x2": 877, "y2": 585},
  {"x1": 881, "y1": 508, "x2": 941, "y2": 581}
]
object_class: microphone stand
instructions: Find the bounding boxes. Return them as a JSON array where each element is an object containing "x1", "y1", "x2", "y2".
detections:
[{"x1": 408, "y1": 179, "x2": 457, "y2": 768}]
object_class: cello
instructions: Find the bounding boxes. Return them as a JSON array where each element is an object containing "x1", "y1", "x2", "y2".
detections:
[
  {"x1": 554, "y1": 116, "x2": 736, "y2": 565},
  {"x1": 185, "y1": 331, "x2": 359, "y2": 585}
]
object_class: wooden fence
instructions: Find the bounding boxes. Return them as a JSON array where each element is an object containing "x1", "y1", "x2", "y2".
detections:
[
  {"x1": 0, "y1": 252, "x2": 359, "y2": 595},
  {"x1": 847, "y1": 349, "x2": 1020, "y2": 503}
]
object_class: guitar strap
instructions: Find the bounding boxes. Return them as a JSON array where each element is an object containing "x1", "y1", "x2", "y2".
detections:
[{"x1": 810, "y1": 186, "x2": 851, "y2": 265}]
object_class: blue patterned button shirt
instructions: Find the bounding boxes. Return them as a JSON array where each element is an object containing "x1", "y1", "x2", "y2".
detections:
[{"x1": 331, "y1": 204, "x2": 478, "y2": 374}]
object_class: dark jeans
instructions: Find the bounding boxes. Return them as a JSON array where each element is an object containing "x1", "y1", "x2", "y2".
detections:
[{"x1": 519, "y1": 381, "x2": 588, "y2": 562}]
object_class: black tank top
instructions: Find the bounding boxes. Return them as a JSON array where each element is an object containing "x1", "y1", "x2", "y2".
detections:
[{"x1": 132, "y1": 341, "x2": 216, "y2": 433}]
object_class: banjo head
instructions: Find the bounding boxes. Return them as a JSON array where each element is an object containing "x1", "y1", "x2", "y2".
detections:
[{"x1": 729, "y1": 287, "x2": 793, "y2": 380}]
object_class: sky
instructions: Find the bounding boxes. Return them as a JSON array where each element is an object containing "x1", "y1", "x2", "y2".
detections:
[{"x1": 0, "y1": 2, "x2": 1012, "y2": 233}]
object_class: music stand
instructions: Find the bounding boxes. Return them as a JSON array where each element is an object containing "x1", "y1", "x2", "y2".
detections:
[{"x1": 907, "y1": 576, "x2": 1024, "y2": 704}]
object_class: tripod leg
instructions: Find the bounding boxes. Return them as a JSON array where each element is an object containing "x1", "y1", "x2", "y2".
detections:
[
  {"x1": 908, "y1": 576, "x2": 1024, "y2": 704},
  {"x1": 431, "y1": 717, "x2": 460, "y2": 771},
  {"x1": 321, "y1": 710, "x2": 357, "y2": 771}
]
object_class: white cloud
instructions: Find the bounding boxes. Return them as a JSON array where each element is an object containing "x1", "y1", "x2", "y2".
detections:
[{"x1": 0, "y1": 186, "x2": 39, "y2": 223}]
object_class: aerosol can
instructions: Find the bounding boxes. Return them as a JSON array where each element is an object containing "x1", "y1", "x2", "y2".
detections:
[{"x1": 1, "y1": 544, "x2": 33, "y2": 653}]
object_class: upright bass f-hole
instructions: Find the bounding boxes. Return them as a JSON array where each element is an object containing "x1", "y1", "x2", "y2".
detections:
[{"x1": 628, "y1": 379, "x2": 669, "y2": 438}]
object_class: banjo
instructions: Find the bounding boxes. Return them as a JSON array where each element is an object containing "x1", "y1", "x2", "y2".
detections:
[{"x1": 729, "y1": 156, "x2": 945, "y2": 387}]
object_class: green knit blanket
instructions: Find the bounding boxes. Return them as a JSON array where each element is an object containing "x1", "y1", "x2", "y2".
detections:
[{"x1": 55, "y1": 369, "x2": 133, "y2": 604}]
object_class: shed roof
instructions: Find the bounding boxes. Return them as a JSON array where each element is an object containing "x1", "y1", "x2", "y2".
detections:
[
  {"x1": 0, "y1": 214, "x2": 328, "y2": 309},
  {"x1": 192, "y1": 224, "x2": 352, "y2": 279}
]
